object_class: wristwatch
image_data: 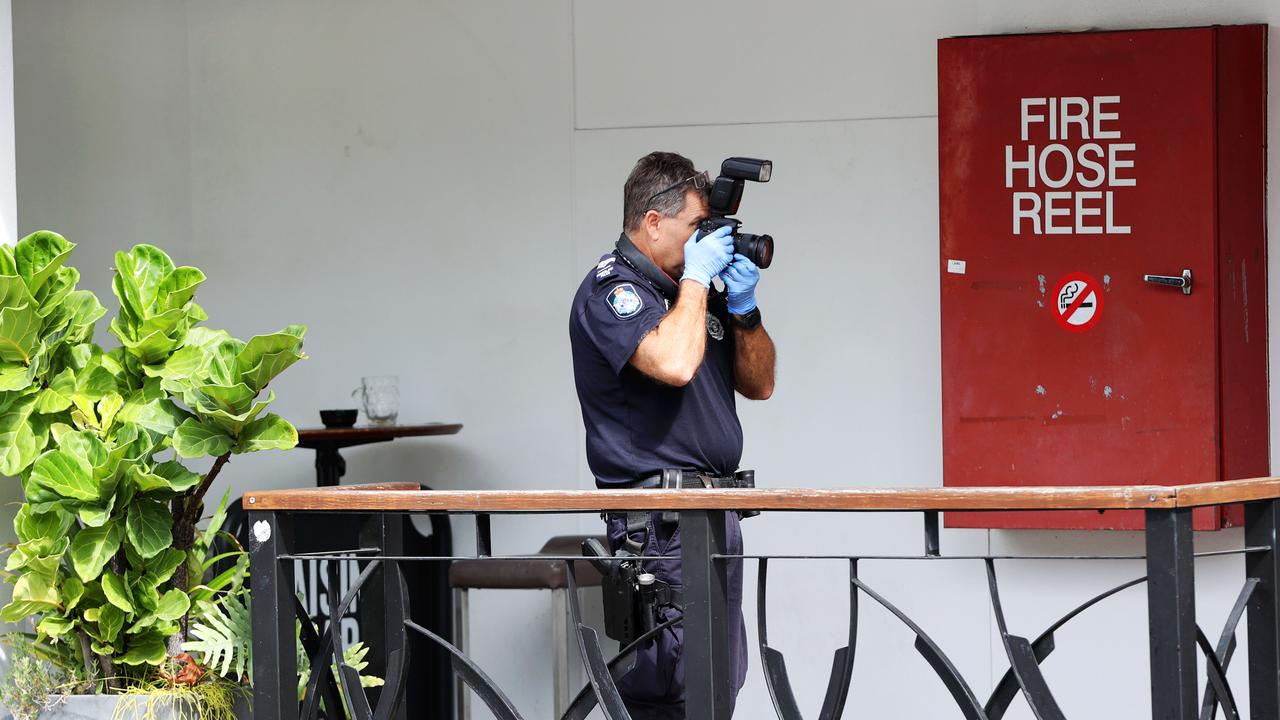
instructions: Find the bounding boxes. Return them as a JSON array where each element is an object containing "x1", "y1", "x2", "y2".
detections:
[{"x1": 730, "y1": 306, "x2": 762, "y2": 330}]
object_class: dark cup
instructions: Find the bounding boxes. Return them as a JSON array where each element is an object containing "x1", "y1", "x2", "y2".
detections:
[{"x1": 320, "y1": 409, "x2": 359, "y2": 428}]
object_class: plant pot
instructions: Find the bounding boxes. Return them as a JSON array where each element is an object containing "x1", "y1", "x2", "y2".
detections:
[{"x1": 36, "y1": 693, "x2": 251, "y2": 719}]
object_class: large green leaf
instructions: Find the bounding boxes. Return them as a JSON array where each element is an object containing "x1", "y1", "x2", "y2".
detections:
[
  {"x1": 14, "y1": 231, "x2": 75, "y2": 295},
  {"x1": 77, "y1": 494, "x2": 117, "y2": 528},
  {"x1": 0, "y1": 362, "x2": 36, "y2": 392},
  {"x1": 5, "y1": 536, "x2": 68, "y2": 578},
  {"x1": 0, "y1": 391, "x2": 39, "y2": 475},
  {"x1": 153, "y1": 460, "x2": 202, "y2": 492},
  {"x1": 69, "y1": 523, "x2": 123, "y2": 582},
  {"x1": 144, "y1": 548, "x2": 186, "y2": 587},
  {"x1": 206, "y1": 338, "x2": 245, "y2": 387},
  {"x1": 127, "y1": 464, "x2": 170, "y2": 494},
  {"x1": 197, "y1": 393, "x2": 274, "y2": 437},
  {"x1": 117, "y1": 323, "x2": 185, "y2": 366},
  {"x1": 75, "y1": 365, "x2": 117, "y2": 400},
  {"x1": 185, "y1": 327, "x2": 232, "y2": 350},
  {"x1": 197, "y1": 383, "x2": 257, "y2": 415},
  {"x1": 111, "y1": 245, "x2": 175, "y2": 331},
  {"x1": 146, "y1": 343, "x2": 208, "y2": 382},
  {"x1": 0, "y1": 302, "x2": 40, "y2": 364},
  {"x1": 98, "y1": 604, "x2": 126, "y2": 643},
  {"x1": 125, "y1": 498, "x2": 171, "y2": 559},
  {"x1": 154, "y1": 589, "x2": 190, "y2": 622},
  {"x1": 28, "y1": 449, "x2": 97, "y2": 501},
  {"x1": 173, "y1": 419, "x2": 233, "y2": 458},
  {"x1": 97, "y1": 392, "x2": 124, "y2": 431},
  {"x1": 34, "y1": 266, "x2": 78, "y2": 317},
  {"x1": 36, "y1": 615, "x2": 75, "y2": 639},
  {"x1": 107, "y1": 421, "x2": 143, "y2": 456},
  {"x1": 14, "y1": 504, "x2": 74, "y2": 543},
  {"x1": 65, "y1": 342, "x2": 98, "y2": 370},
  {"x1": 117, "y1": 630, "x2": 166, "y2": 666},
  {"x1": 0, "y1": 273, "x2": 36, "y2": 311},
  {"x1": 117, "y1": 397, "x2": 189, "y2": 437},
  {"x1": 27, "y1": 411, "x2": 51, "y2": 451},
  {"x1": 122, "y1": 245, "x2": 175, "y2": 307},
  {"x1": 111, "y1": 254, "x2": 143, "y2": 327},
  {"x1": 235, "y1": 327, "x2": 304, "y2": 373},
  {"x1": 60, "y1": 289, "x2": 107, "y2": 331},
  {"x1": 101, "y1": 571, "x2": 134, "y2": 613},
  {"x1": 238, "y1": 413, "x2": 297, "y2": 453},
  {"x1": 131, "y1": 573, "x2": 160, "y2": 613},
  {"x1": 235, "y1": 326, "x2": 306, "y2": 391},
  {"x1": 57, "y1": 429, "x2": 108, "y2": 467},
  {"x1": 0, "y1": 573, "x2": 60, "y2": 622},
  {"x1": 63, "y1": 576, "x2": 85, "y2": 611},
  {"x1": 156, "y1": 267, "x2": 206, "y2": 313},
  {"x1": 34, "y1": 368, "x2": 75, "y2": 413}
]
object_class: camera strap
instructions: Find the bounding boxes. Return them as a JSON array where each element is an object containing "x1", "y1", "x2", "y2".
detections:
[{"x1": 615, "y1": 232, "x2": 679, "y2": 302}]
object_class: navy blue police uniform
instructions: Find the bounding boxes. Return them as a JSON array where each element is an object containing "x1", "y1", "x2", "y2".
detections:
[{"x1": 569, "y1": 233, "x2": 749, "y2": 719}]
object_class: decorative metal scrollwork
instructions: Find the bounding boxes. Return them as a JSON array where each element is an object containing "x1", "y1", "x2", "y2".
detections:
[
  {"x1": 1198, "y1": 578, "x2": 1256, "y2": 720},
  {"x1": 565, "y1": 560, "x2": 633, "y2": 720},
  {"x1": 984, "y1": 559, "x2": 1066, "y2": 720},
  {"x1": 558, "y1": 613, "x2": 681, "y2": 720},
  {"x1": 756, "y1": 558, "x2": 858, "y2": 720},
  {"x1": 851, "y1": 576, "x2": 990, "y2": 720},
  {"x1": 983, "y1": 574, "x2": 1144, "y2": 719},
  {"x1": 404, "y1": 619, "x2": 525, "y2": 720}
]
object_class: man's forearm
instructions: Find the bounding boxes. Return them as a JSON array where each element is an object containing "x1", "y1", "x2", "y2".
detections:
[
  {"x1": 734, "y1": 322, "x2": 775, "y2": 399},
  {"x1": 629, "y1": 280, "x2": 708, "y2": 385}
]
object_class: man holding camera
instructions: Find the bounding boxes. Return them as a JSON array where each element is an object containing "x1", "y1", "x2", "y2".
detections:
[{"x1": 569, "y1": 151, "x2": 776, "y2": 718}]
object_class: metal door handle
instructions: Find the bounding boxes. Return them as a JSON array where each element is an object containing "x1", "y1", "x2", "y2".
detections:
[{"x1": 1143, "y1": 269, "x2": 1192, "y2": 295}]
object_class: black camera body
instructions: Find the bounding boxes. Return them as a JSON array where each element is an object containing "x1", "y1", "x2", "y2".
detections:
[{"x1": 698, "y1": 157, "x2": 774, "y2": 269}]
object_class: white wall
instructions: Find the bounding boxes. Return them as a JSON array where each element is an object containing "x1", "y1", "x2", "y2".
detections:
[
  {"x1": 10, "y1": 1, "x2": 1280, "y2": 717},
  {"x1": 0, "y1": 0, "x2": 18, "y2": 675}
]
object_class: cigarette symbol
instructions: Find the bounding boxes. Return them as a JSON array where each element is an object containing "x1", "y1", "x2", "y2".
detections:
[{"x1": 1060, "y1": 283, "x2": 1093, "y2": 312}]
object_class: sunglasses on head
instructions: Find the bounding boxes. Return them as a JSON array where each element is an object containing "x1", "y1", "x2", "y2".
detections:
[{"x1": 644, "y1": 170, "x2": 711, "y2": 208}]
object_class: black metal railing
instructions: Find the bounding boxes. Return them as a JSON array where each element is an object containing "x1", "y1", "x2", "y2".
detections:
[{"x1": 245, "y1": 483, "x2": 1280, "y2": 720}]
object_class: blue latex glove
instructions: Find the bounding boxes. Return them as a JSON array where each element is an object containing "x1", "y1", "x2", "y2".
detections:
[
  {"x1": 680, "y1": 225, "x2": 734, "y2": 288},
  {"x1": 721, "y1": 254, "x2": 760, "y2": 314}
]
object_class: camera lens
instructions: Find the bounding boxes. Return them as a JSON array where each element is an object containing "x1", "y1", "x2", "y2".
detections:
[{"x1": 735, "y1": 233, "x2": 774, "y2": 269}]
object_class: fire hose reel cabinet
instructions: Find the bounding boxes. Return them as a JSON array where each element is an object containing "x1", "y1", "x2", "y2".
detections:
[{"x1": 938, "y1": 26, "x2": 1268, "y2": 530}]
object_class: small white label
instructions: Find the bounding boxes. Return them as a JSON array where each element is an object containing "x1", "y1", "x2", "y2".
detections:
[
  {"x1": 947, "y1": 259, "x2": 967, "y2": 274},
  {"x1": 253, "y1": 520, "x2": 272, "y2": 543}
]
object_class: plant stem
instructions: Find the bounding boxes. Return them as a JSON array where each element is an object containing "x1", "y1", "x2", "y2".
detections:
[
  {"x1": 189, "y1": 452, "x2": 231, "y2": 514},
  {"x1": 96, "y1": 653, "x2": 116, "y2": 694},
  {"x1": 168, "y1": 452, "x2": 231, "y2": 653},
  {"x1": 76, "y1": 629, "x2": 101, "y2": 694}
]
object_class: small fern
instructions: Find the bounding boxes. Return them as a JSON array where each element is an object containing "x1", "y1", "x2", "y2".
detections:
[
  {"x1": 341, "y1": 642, "x2": 385, "y2": 689},
  {"x1": 296, "y1": 616, "x2": 384, "y2": 708},
  {"x1": 183, "y1": 594, "x2": 253, "y2": 681}
]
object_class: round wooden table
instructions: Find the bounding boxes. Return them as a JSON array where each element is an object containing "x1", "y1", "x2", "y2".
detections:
[{"x1": 296, "y1": 422, "x2": 463, "y2": 486}]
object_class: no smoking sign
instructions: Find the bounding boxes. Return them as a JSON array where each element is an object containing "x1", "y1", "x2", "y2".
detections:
[{"x1": 1052, "y1": 272, "x2": 1104, "y2": 333}]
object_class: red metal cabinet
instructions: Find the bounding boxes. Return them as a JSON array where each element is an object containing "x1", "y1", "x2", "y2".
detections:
[{"x1": 938, "y1": 26, "x2": 1268, "y2": 530}]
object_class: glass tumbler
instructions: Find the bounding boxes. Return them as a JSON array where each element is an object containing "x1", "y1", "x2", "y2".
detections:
[{"x1": 352, "y1": 375, "x2": 399, "y2": 426}]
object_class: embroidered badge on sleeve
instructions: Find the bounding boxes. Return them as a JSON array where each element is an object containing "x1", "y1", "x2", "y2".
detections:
[{"x1": 606, "y1": 283, "x2": 644, "y2": 319}]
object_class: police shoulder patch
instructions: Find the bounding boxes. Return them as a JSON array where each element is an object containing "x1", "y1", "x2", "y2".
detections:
[
  {"x1": 606, "y1": 283, "x2": 644, "y2": 319},
  {"x1": 595, "y1": 256, "x2": 616, "y2": 281}
]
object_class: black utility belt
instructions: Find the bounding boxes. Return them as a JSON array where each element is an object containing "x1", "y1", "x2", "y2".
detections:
[{"x1": 622, "y1": 468, "x2": 756, "y2": 490}]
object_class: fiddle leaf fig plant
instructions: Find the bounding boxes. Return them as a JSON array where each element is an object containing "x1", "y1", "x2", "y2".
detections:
[{"x1": 0, "y1": 231, "x2": 306, "y2": 693}]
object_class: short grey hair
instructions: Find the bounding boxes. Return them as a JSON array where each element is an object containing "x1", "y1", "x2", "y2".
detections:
[{"x1": 622, "y1": 151, "x2": 706, "y2": 232}]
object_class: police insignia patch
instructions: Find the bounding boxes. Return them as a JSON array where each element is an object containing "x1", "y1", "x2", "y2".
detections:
[
  {"x1": 595, "y1": 257, "x2": 616, "y2": 280},
  {"x1": 607, "y1": 284, "x2": 643, "y2": 319},
  {"x1": 706, "y1": 312, "x2": 725, "y2": 340}
]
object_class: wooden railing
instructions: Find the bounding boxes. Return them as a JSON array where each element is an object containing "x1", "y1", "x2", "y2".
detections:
[{"x1": 245, "y1": 477, "x2": 1280, "y2": 720}]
